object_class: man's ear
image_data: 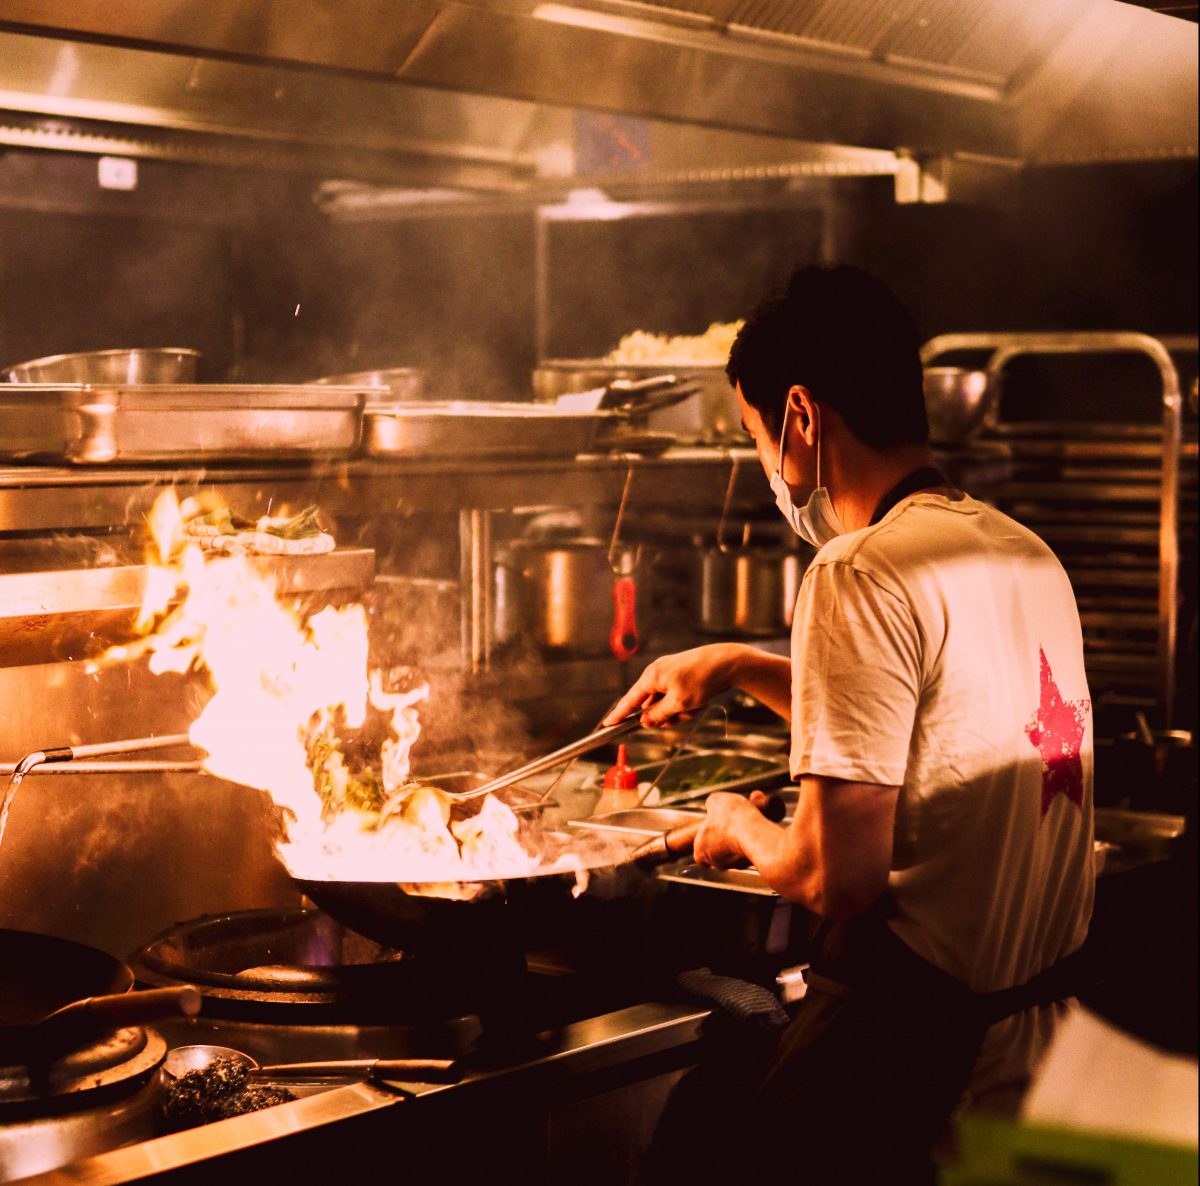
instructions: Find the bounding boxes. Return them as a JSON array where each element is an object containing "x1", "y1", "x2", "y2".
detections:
[{"x1": 791, "y1": 386, "x2": 817, "y2": 445}]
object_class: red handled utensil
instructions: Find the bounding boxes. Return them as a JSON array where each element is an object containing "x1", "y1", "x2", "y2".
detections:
[{"x1": 610, "y1": 573, "x2": 639, "y2": 661}]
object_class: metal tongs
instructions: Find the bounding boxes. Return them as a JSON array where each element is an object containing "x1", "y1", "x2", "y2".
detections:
[
  {"x1": 555, "y1": 374, "x2": 702, "y2": 417},
  {"x1": 445, "y1": 715, "x2": 644, "y2": 803}
]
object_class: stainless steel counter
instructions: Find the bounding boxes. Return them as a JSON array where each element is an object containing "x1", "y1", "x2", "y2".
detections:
[
  {"x1": 18, "y1": 1000, "x2": 710, "y2": 1185},
  {"x1": 0, "y1": 448, "x2": 760, "y2": 532}
]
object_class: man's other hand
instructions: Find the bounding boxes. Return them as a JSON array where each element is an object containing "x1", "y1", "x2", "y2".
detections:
[{"x1": 693, "y1": 790, "x2": 766, "y2": 869}]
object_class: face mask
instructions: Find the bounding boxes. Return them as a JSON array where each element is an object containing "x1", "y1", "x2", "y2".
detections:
[{"x1": 769, "y1": 401, "x2": 846, "y2": 548}]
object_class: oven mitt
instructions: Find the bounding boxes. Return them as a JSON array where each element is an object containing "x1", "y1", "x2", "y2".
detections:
[{"x1": 676, "y1": 966, "x2": 789, "y2": 1031}]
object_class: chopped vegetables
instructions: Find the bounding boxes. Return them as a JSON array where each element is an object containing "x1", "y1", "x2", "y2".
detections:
[
  {"x1": 159, "y1": 1058, "x2": 294, "y2": 1131},
  {"x1": 310, "y1": 734, "x2": 387, "y2": 817}
]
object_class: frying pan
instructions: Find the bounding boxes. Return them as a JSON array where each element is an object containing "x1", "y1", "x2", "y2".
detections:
[
  {"x1": 0, "y1": 929, "x2": 133, "y2": 1030},
  {"x1": 0, "y1": 930, "x2": 200, "y2": 1066}
]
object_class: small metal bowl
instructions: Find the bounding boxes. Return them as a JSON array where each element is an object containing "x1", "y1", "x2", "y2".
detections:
[
  {"x1": 3, "y1": 347, "x2": 201, "y2": 384},
  {"x1": 923, "y1": 367, "x2": 995, "y2": 444}
]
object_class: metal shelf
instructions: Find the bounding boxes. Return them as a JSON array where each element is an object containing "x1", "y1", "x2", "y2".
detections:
[{"x1": 923, "y1": 331, "x2": 1191, "y2": 728}]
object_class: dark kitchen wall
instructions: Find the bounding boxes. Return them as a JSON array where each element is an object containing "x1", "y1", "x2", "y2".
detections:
[
  {"x1": 829, "y1": 160, "x2": 1197, "y2": 339},
  {"x1": 0, "y1": 150, "x2": 539, "y2": 399},
  {"x1": 543, "y1": 206, "x2": 826, "y2": 359},
  {"x1": 0, "y1": 149, "x2": 1193, "y2": 401},
  {"x1": 308, "y1": 215, "x2": 538, "y2": 400},
  {"x1": 826, "y1": 160, "x2": 1198, "y2": 424},
  {"x1": 0, "y1": 151, "x2": 304, "y2": 379}
]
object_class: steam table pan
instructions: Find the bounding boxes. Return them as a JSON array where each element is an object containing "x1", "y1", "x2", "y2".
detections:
[
  {"x1": 0, "y1": 384, "x2": 367, "y2": 463},
  {"x1": 364, "y1": 402, "x2": 606, "y2": 460}
]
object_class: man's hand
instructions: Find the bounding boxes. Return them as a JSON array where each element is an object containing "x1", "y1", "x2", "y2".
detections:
[
  {"x1": 693, "y1": 789, "x2": 770, "y2": 869},
  {"x1": 603, "y1": 644, "x2": 740, "y2": 727}
]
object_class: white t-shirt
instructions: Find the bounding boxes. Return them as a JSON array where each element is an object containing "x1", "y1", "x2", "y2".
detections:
[{"x1": 789, "y1": 490, "x2": 1095, "y2": 1107}]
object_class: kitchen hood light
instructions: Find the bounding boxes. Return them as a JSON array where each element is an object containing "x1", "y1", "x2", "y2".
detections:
[
  {"x1": 532, "y1": 3, "x2": 663, "y2": 38},
  {"x1": 556, "y1": 187, "x2": 638, "y2": 219}
]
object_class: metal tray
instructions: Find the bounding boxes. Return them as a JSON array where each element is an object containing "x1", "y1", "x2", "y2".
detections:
[
  {"x1": 567, "y1": 807, "x2": 704, "y2": 837},
  {"x1": 0, "y1": 384, "x2": 366, "y2": 463},
  {"x1": 657, "y1": 864, "x2": 779, "y2": 897},
  {"x1": 364, "y1": 402, "x2": 605, "y2": 459}
]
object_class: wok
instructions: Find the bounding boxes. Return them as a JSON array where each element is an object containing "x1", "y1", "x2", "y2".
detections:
[
  {"x1": 0, "y1": 931, "x2": 200, "y2": 1065},
  {"x1": 295, "y1": 829, "x2": 645, "y2": 953},
  {"x1": 0, "y1": 929, "x2": 132, "y2": 1030},
  {"x1": 296, "y1": 795, "x2": 787, "y2": 951}
]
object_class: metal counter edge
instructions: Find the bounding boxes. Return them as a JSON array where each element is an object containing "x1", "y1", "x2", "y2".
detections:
[{"x1": 18, "y1": 1001, "x2": 710, "y2": 1185}]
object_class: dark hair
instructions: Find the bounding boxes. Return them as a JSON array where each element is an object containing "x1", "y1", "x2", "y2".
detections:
[{"x1": 725, "y1": 264, "x2": 928, "y2": 448}]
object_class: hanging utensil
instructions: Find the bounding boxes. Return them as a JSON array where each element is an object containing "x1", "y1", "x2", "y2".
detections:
[
  {"x1": 715, "y1": 451, "x2": 739, "y2": 556},
  {"x1": 607, "y1": 462, "x2": 643, "y2": 662}
]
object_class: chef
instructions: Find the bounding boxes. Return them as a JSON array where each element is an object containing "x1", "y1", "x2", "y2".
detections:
[{"x1": 607, "y1": 265, "x2": 1095, "y2": 1185}]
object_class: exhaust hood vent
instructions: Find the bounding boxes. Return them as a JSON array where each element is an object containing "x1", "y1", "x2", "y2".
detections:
[{"x1": 0, "y1": 0, "x2": 1194, "y2": 187}]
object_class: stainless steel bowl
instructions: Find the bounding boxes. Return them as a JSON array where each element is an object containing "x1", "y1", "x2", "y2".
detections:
[
  {"x1": 311, "y1": 367, "x2": 425, "y2": 404},
  {"x1": 3, "y1": 347, "x2": 201, "y2": 384},
  {"x1": 922, "y1": 367, "x2": 995, "y2": 444}
]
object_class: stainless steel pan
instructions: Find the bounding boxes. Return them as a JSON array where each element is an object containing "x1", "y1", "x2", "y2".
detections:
[{"x1": 364, "y1": 402, "x2": 606, "y2": 459}]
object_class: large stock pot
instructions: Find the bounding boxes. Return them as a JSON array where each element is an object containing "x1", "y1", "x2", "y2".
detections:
[
  {"x1": 494, "y1": 539, "x2": 652, "y2": 657},
  {"x1": 695, "y1": 548, "x2": 805, "y2": 636}
]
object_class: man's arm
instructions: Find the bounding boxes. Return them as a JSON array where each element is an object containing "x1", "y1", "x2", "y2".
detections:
[
  {"x1": 695, "y1": 778, "x2": 898, "y2": 919},
  {"x1": 603, "y1": 642, "x2": 791, "y2": 726}
]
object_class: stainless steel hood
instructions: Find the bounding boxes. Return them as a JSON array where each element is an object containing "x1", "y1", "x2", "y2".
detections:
[{"x1": 0, "y1": 0, "x2": 1195, "y2": 190}]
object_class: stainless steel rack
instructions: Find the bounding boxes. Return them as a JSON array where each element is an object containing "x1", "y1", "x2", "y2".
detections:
[{"x1": 923, "y1": 332, "x2": 1196, "y2": 729}]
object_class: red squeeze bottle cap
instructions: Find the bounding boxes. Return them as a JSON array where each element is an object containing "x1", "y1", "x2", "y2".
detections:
[{"x1": 602, "y1": 744, "x2": 638, "y2": 790}]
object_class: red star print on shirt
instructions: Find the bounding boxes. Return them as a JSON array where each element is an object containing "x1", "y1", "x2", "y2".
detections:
[{"x1": 1025, "y1": 647, "x2": 1091, "y2": 816}]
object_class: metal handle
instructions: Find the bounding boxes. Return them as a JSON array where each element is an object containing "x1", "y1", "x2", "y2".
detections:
[
  {"x1": 453, "y1": 716, "x2": 644, "y2": 801},
  {"x1": 0, "y1": 761, "x2": 204, "y2": 776},
  {"x1": 46, "y1": 985, "x2": 201, "y2": 1028},
  {"x1": 256, "y1": 1057, "x2": 461, "y2": 1083},
  {"x1": 626, "y1": 792, "x2": 786, "y2": 866},
  {"x1": 611, "y1": 383, "x2": 701, "y2": 416}
]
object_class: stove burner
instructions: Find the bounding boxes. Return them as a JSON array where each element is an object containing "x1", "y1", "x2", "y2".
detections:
[
  {"x1": 130, "y1": 908, "x2": 487, "y2": 1024},
  {"x1": 0, "y1": 1027, "x2": 165, "y2": 1116}
]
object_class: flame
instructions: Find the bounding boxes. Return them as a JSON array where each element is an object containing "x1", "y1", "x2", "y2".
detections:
[{"x1": 108, "y1": 490, "x2": 552, "y2": 893}]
